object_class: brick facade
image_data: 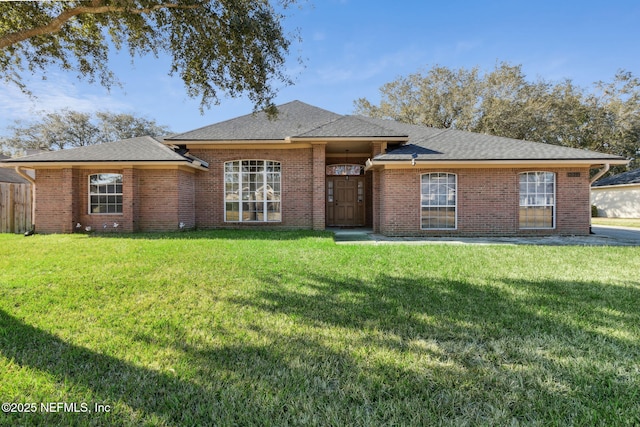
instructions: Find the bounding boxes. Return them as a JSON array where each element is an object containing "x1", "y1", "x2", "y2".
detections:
[
  {"x1": 374, "y1": 166, "x2": 592, "y2": 236},
  {"x1": 189, "y1": 147, "x2": 316, "y2": 229},
  {"x1": 34, "y1": 167, "x2": 196, "y2": 234},
  {"x1": 31, "y1": 156, "x2": 593, "y2": 237}
]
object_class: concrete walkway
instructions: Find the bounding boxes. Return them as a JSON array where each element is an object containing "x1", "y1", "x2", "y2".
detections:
[{"x1": 330, "y1": 226, "x2": 640, "y2": 246}]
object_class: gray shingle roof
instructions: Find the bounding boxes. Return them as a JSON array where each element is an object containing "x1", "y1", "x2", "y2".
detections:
[
  {"x1": 0, "y1": 101, "x2": 627, "y2": 166},
  {"x1": 0, "y1": 136, "x2": 194, "y2": 164},
  {"x1": 167, "y1": 101, "x2": 344, "y2": 141},
  {"x1": 592, "y1": 168, "x2": 640, "y2": 187},
  {"x1": 298, "y1": 115, "x2": 407, "y2": 138},
  {"x1": 0, "y1": 168, "x2": 29, "y2": 183},
  {"x1": 357, "y1": 116, "x2": 627, "y2": 162}
]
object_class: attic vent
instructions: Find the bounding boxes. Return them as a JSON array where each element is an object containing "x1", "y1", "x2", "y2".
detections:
[{"x1": 567, "y1": 172, "x2": 581, "y2": 178}]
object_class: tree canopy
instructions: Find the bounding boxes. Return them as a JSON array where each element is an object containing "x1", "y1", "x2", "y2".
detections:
[
  {"x1": 0, "y1": 0, "x2": 297, "y2": 113},
  {"x1": 0, "y1": 109, "x2": 171, "y2": 156},
  {"x1": 355, "y1": 63, "x2": 640, "y2": 169}
]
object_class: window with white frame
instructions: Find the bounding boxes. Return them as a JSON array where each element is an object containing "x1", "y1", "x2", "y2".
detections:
[
  {"x1": 519, "y1": 171, "x2": 555, "y2": 229},
  {"x1": 421, "y1": 173, "x2": 457, "y2": 229},
  {"x1": 89, "y1": 173, "x2": 123, "y2": 214},
  {"x1": 224, "y1": 160, "x2": 281, "y2": 222}
]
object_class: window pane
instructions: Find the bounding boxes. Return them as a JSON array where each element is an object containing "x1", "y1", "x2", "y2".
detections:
[
  {"x1": 421, "y1": 173, "x2": 456, "y2": 229},
  {"x1": 225, "y1": 202, "x2": 239, "y2": 221},
  {"x1": 519, "y1": 172, "x2": 555, "y2": 228},
  {"x1": 89, "y1": 173, "x2": 123, "y2": 215},
  {"x1": 225, "y1": 161, "x2": 281, "y2": 222}
]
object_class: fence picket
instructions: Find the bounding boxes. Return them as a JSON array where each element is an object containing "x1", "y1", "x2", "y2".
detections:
[{"x1": 0, "y1": 183, "x2": 32, "y2": 233}]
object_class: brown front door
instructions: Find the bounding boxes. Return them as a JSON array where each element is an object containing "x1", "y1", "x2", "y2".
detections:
[{"x1": 326, "y1": 177, "x2": 365, "y2": 226}]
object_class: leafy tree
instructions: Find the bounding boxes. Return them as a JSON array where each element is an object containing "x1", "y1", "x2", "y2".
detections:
[
  {"x1": 0, "y1": 0, "x2": 297, "y2": 113},
  {"x1": 583, "y1": 71, "x2": 640, "y2": 163},
  {"x1": 0, "y1": 109, "x2": 171, "y2": 155},
  {"x1": 355, "y1": 63, "x2": 640, "y2": 169},
  {"x1": 354, "y1": 65, "x2": 481, "y2": 129}
]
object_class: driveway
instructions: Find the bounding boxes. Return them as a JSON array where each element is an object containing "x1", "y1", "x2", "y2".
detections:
[
  {"x1": 591, "y1": 225, "x2": 640, "y2": 245},
  {"x1": 332, "y1": 227, "x2": 640, "y2": 246}
]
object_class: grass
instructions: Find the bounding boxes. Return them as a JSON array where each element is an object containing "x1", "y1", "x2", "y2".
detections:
[
  {"x1": 0, "y1": 230, "x2": 639, "y2": 426},
  {"x1": 592, "y1": 217, "x2": 640, "y2": 228}
]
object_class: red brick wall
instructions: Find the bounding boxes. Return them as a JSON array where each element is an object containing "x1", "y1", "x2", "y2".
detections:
[
  {"x1": 556, "y1": 168, "x2": 592, "y2": 235},
  {"x1": 34, "y1": 167, "x2": 195, "y2": 233},
  {"x1": 34, "y1": 169, "x2": 74, "y2": 233},
  {"x1": 178, "y1": 169, "x2": 196, "y2": 230},
  {"x1": 312, "y1": 144, "x2": 326, "y2": 230},
  {"x1": 189, "y1": 148, "x2": 315, "y2": 229},
  {"x1": 376, "y1": 167, "x2": 592, "y2": 236},
  {"x1": 32, "y1": 161, "x2": 591, "y2": 237},
  {"x1": 137, "y1": 169, "x2": 180, "y2": 232}
]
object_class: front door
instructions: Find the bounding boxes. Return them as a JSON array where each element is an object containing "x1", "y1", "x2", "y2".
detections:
[{"x1": 326, "y1": 177, "x2": 365, "y2": 226}]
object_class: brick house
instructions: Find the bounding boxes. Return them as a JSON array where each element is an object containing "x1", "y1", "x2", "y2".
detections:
[{"x1": 0, "y1": 101, "x2": 628, "y2": 236}]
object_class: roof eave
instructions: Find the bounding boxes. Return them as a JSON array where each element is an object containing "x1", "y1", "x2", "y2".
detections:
[
  {"x1": 366, "y1": 158, "x2": 629, "y2": 170},
  {"x1": 591, "y1": 182, "x2": 640, "y2": 189},
  {"x1": 165, "y1": 138, "x2": 289, "y2": 144},
  {"x1": 289, "y1": 136, "x2": 408, "y2": 143},
  {"x1": 164, "y1": 136, "x2": 409, "y2": 144},
  {"x1": 0, "y1": 160, "x2": 208, "y2": 171}
]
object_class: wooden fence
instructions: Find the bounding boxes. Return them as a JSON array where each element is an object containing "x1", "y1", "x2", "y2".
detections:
[{"x1": 0, "y1": 183, "x2": 32, "y2": 233}]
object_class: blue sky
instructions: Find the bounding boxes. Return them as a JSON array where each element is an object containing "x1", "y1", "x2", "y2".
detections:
[{"x1": 1, "y1": 0, "x2": 639, "y2": 135}]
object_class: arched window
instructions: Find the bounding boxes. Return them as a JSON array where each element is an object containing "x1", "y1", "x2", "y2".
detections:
[
  {"x1": 421, "y1": 173, "x2": 456, "y2": 229},
  {"x1": 224, "y1": 160, "x2": 281, "y2": 222},
  {"x1": 89, "y1": 173, "x2": 123, "y2": 214},
  {"x1": 519, "y1": 172, "x2": 555, "y2": 229}
]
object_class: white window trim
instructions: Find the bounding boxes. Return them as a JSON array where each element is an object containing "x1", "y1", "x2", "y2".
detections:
[
  {"x1": 224, "y1": 160, "x2": 282, "y2": 223},
  {"x1": 88, "y1": 173, "x2": 123, "y2": 215},
  {"x1": 420, "y1": 172, "x2": 457, "y2": 230},
  {"x1": 519, "y1": 171, "x2": 556, "y2": 229}
]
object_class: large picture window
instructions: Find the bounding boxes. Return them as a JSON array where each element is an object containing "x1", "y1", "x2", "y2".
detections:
[
  {"x1": 519, "y1": 172, "x2": 555, "y2": 229},
  {"x1": 421, "y1": 173, "x2": 457, "y2": 229},
  {"x1": 89, "y1": 173, "x2": 123, "y2": 214},
  {"x1": 224, "y1": 160, "x2": 281, "y2": 222}
]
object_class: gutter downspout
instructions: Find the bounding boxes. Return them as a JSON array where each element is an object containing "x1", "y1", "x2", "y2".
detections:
[
  {"x1": 588, "y1": 163, "x2": 610, "y2": 234},
  {"x1": 590, "y1": 163, "x2": 610, "y2": 185},
  {"x1": 14, "y1": 166, "x2": 35, "y2": 233}
]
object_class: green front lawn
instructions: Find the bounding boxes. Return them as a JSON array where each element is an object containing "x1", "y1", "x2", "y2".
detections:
[{"x1": 0, "y1": 231, "x2": 639, "y2": 426}]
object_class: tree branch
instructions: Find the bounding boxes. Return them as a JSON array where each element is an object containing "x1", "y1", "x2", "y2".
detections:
[{"x1": 0, "y1": 2, "x2": 199, "y2": 49}]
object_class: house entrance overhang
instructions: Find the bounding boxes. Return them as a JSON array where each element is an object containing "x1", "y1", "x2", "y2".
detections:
[{"x1": 287, "y1": 136, "x2": 407, "y2": 156}]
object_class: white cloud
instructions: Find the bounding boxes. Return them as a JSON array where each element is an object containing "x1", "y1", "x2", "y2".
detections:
[{"x1": 0, "y1": 74, "x2": 131, "y2": 127}]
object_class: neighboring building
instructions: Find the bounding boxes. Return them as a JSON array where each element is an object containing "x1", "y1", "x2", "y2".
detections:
[
  {"x1": 591, "y1": 168, "x2": 640, "y2": 218},
  {"x1": 0, "y1": 154, "x2": 31, "y2": 184},
  {"x1": 0, "y1": 101, "x2": 628, "y2": 236}
]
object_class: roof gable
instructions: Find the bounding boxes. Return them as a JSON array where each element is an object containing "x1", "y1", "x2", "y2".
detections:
[
  {"x1": 167, "y1": 100, "x2": 343, "y2": 141},
  {"x1": 297, "y1": 115, "x2": 407, "y2": 139}
]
